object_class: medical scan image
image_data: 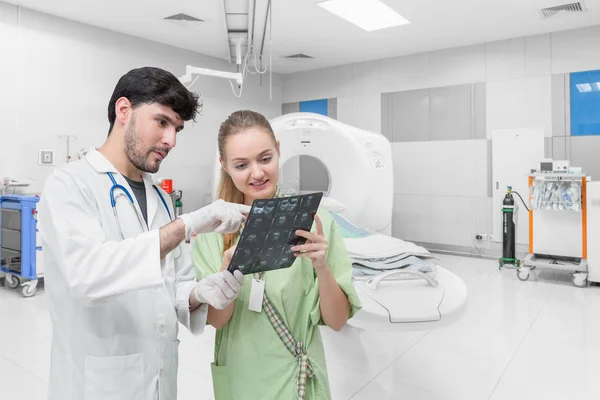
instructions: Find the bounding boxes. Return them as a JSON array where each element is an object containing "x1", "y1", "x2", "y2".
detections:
[
  {"x1": 265, "y1": 231, "x2": 284, "y2": 245},
  {"x1": 252, "y1": 199, "x2": 277, "y2": 217},
  {"x1": 279, "y1": 197, "x2": 300, "y2": 213},
  {"x1": 227, "y1": 193, "x2": 323, "y2": 274},
  {"x1": 299, "y1": 194, "x2": 320, "y2": 212},
  {"x1": 248, "y1": 216, "x2": 269, "y2": 231},
  {"x1": 273, "y1": 214, "x2": 294, "y2": 230}
]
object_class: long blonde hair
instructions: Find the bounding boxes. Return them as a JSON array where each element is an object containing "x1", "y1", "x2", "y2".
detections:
[{"x1": 217, "y1": 110, "x2": 277, "y2": 253}]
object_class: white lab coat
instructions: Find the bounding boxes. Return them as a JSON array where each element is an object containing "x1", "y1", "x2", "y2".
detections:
[{"x1": 38, "y1": 148, "x2": 208, "y2": 400}]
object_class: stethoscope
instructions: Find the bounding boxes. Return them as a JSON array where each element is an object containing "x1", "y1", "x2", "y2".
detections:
[{"x1": 107, "y1": 172, "x2": 181, "y2": 259}]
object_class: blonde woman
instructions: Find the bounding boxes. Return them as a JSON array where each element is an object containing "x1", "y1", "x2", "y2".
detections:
[{"x1": 192, "y1": 110, "x2": 361, "y2": 399}]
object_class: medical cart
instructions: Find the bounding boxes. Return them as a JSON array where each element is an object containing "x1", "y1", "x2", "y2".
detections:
[
  {"x1": 0, "y1": 195, "x2": 42, "y2": 297},
  {"x1": 518, "y1": 172, "x2": 590, "y2": 287}
]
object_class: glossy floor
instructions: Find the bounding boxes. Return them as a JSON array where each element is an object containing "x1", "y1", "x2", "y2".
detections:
[{"x1": 1, "y1": 254, "x2": 599, "y2": 399}]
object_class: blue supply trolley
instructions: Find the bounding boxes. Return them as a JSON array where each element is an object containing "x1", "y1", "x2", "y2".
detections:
[{"x1": 0, "y1": 195, "x2": 41, "y2": 297}]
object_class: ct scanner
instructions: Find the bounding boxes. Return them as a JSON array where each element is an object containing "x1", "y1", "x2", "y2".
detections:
[{"x1": 211, "y1": 112, "x2": 468, "y2": 331}]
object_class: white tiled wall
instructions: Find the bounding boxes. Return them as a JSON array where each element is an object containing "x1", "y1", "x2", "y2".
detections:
[
  {"x1": 429, "y1": 140, "x2": 488, "y2": 198},
  {"x1": 0, "y1": 4, "x2": 283, "y2": 210},
  {"x1": 0, "y1": 2, "x2": 19, "y2": 178},
  {"x1": 429, "y1": 196, "x2": 476, "y2": 246},
  {"x1": 337, "y1": 94, "x2": 381, "y2": 133},
  {"x1": 486, "y1": 76, "x2": 553, "y2": 138},
  {"x1": 428, "y1": 44, "x2": 487, "y2": 88},
  {"x1": 283, "y1": 66, "x2": 349, "y2": 103},
  {"x1": 335, "y1": 65, "x2": 355, "y2": 99},
  {"x1": 393, "y1": 194, "x2": 492, "y2": 247},
  {"x1": 391, "y1": 142, "x2": 430, "y2": 196},
  {"x1": 390, "y1": 140, "x2": 489, "y2": 245},
  {"x1": 551, "y1": 25, "x2": 600, "y2": 74},
  {"x1": 392, "y1": 194, "x2": 431, "y2": 243},
  {"x1": 486, "y1": 38, "x2": 527, "y2": 81},
  {"x1": 471, "y1": 197, "x2": 492, "y2": 241},
  {"x1": 525, "y1": 34, "x2": 552, "y2": 77},
  {"x1": 351, "y1": 60, "x2": 383, "y2": 97},
  {"x1": 282, "y1": 24, "x2": 600, "y2": 248},
  {"x1": 380, "y1": 53, "x2": 430, "y2": 94}
]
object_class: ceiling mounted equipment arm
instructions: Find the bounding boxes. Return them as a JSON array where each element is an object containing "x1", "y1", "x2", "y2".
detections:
[
  {"x1": 178, "y1": 36, "x2": 246, "y2": 98},
  {"x1": 179, "y1": 0, "x2": 272, "y2": 99},
  {"x1": 178, "y1": 65, "x2": 243, "y2": 87}
]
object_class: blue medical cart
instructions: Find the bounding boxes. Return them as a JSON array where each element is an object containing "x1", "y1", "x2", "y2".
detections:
[{"x1": 0, "y1": 194, "x2": 41, "y2": 297}]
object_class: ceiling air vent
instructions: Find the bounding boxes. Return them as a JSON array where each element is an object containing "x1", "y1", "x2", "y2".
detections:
[
  {"x1": 282, "y1": 53, "x2": 314, "y2": 60},
  {"x1": 164, "y1": 13, "x2": 204, "y2": 22},
  {"x1": 540, "y1": 2, "x2": 586, "y2": 18}
]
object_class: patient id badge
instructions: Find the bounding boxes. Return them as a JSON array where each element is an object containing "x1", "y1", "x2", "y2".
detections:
[{"x1": 248, "y1": 279, "x2": 265, "y2": 313}]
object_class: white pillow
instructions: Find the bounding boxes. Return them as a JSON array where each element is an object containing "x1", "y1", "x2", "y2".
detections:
[{"x1": 320, "y1": 196, "x2": 347, "y2": 213}]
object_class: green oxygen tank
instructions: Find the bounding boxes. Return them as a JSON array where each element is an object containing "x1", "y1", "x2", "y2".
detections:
[
  {"x1": 499, "y1": 186, "x2": 520, "y2": 269},
  {"x1": 175, "y1": 197, "x2": 182, "y2": 218}
]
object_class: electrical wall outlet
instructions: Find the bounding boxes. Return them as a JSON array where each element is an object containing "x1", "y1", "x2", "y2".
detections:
[{"x1": 39, "y1": 149, "x2": 55, "y2": 166}]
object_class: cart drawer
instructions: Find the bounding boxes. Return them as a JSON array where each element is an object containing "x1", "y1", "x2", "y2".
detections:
[
  {"x1": 1, "y1": 228, "x2": 21, "y2": 251},
  {"x1": 1, "y1": 248, "x2": 21, "y2": 273},
  {"x1": 1, "y1": 209, "x2": 21, "y2": 230}
]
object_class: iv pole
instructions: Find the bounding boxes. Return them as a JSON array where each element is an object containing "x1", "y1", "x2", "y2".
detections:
[{"x1": 58, "y1": 134, "x2": 79, "y2": 163}]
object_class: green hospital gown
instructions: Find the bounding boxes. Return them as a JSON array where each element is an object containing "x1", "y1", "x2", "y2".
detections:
[{"x1": 192, "y1": 208, "x2": 361, "y2": 400}]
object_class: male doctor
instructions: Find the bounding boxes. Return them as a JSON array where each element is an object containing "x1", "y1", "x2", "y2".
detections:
[{"x1": 38, "y1": 67, "x2": 248, "y2": 400}]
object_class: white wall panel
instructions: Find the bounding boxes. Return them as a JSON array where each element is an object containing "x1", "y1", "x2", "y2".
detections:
[
  {"x1": 428, "y1": 44, "x2": 486, "y2": 88},
  {"x1": 391, "y1": 142, "x2": 430, "y2": 196},
  {"x1": 486, "y1": 38, "x2": 526, "y2": 81},
  {"x1": 551, "y1": 25, "x2": 600, "y2": 74},
  {"x1": 525, "y1": 34, "x2": 552, "y2": 77},
  {"x1": 0, "y1": 3, "x2": 19, "y2": 178},
  {"x1": 429, "y1": 196, "x2": 474, "y2": 246},
  {"x1": 486, "y1": 76, "x2": 552, "y2": 138},
  {"x1": 429, "y1": 140, "x2": 488, "y2": 197},
  {"x1": 351, "y1": 60, "x2": 382, "y2": 96},
  {"x1": 380, "y1": 52, "x2": 431, "y2": 93},
  {"x1": 282, "y1": 67, "x2": 340, "y2": 103},
  {"x1": 392, "y1": 194, "x2": 431, "y2": 242},
  {"x1": 337, "y1": 94, "x2": 382, "y2": 133}
]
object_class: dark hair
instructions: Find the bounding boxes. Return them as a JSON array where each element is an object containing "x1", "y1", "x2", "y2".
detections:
[
  {"x1": 107, "y1": 66, "x2": 201, "y2": 134},
  {"x1": 217, "y1": 110, "x2": 277, "y2": 253}
]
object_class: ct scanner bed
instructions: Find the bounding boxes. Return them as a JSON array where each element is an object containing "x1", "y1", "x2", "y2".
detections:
[
  {"x1": 351, "y1": 266, "x2": 467, "y2": 331},
  {"x1": 333, "y1": 213, "x2": 468, "y2": 331}
]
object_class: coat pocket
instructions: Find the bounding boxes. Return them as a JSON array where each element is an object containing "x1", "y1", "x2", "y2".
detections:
[{"x1": 84, "y1": 353, "x2": 145, "y2": 400}]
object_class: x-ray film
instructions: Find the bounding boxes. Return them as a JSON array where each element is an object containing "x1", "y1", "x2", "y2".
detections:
[{"x1": 227, "y1": 192, "x2": 323, "y2": 275}]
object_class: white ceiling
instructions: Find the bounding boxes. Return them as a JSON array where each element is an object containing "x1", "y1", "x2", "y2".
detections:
[{"x1": 5, "y1": 0, "x2": 600, "y2": 74}]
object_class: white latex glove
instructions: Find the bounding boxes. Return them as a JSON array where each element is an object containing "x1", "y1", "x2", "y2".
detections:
[
  {"x1": 178, "y1": 199, "x2": 251, "y2": 238},
  {"x1": 193, "y1": 270, "x2": 245, "y2": 309}
]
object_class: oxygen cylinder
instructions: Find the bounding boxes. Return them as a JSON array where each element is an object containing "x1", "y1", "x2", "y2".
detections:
[
  {"x1": 175, "y1": 198, "x2": 182, "y2": 217},
  {"x1": 500, "y1": 186, "x2": 517, "y2": 267}
]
